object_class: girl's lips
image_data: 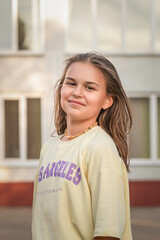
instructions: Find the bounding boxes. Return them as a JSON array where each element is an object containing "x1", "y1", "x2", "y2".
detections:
[{"x1": 68, "y1": 100, "x2": 85, "y2": 106}]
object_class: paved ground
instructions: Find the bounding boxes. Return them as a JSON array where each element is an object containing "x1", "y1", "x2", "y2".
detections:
[
  {"x1": 0, "y1": 207, "x2": 32, "y2": 240},
  {"x1": 0, "y1": 207, "x2": 160, "y2": 240},
  {"x1": 131, "y1": 207, "x2": 160, "y2": 240}
]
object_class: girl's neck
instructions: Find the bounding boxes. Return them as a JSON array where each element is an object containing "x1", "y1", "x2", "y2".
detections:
[{"x1": 66, "y1": 119, "x2": 97, "y2": 138}]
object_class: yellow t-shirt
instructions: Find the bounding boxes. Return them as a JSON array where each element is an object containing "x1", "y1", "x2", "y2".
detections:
[{"x1": 32, "y1": 126, "x2": 132, "y2": 240}]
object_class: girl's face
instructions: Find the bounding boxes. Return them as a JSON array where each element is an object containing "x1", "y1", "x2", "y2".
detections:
[{"x1": 60, "y1": 62, "x2": 113, "y2": 124}]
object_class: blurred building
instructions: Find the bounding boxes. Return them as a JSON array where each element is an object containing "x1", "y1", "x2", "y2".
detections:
[{"x1": 0, "y1": 0, "x2": 160, "y2": 206}]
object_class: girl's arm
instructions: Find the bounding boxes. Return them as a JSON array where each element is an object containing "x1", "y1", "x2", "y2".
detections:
[{"x1": 94, "y1": 237, "x2": 119, "y2": 240}]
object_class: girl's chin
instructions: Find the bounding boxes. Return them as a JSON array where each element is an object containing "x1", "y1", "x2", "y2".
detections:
[
  {"x1": 66, "y1": 111, "x2": 83, "y2": 118},
  {"x1": 66, "y1": 115, "x2": 84, "y2": 121},
  {"x1": 66, "y1": 114, "x2": 97, "y2": 123}
]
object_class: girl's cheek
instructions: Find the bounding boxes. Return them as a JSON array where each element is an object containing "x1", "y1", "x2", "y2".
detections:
[
  {"x1": 61, "y1": 86, "x2": 69, "y2": 96},
  {"x1": 60, "y1": 89, "x2": 66, "y2": 101},
  {"x1": 60, "y1": 99, "x2": 66, "y2": 112}
]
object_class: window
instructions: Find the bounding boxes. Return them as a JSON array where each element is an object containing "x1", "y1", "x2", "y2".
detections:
[
  {"x1": 18, "y1": 0, "x2": 41, "y2": 51},
  {"x1": 0, "y1": 0, "x2": 43, "y2": 53},
  {"x1": 27, "y1": 98, "x2": 41, "y2": 159},
  {"x1": 155, "y1": 0, "x2": 160, "y2": 51},
  {"x1": 158, "y1": 97, "x2": 160, "y2": 158},
  {"x1": 97, "y1": 0, "x2": 121, "y2": 52},
  {"x1": 2, "y1": 96, "x2": 42, "y2": 160},
  {"x1": 5, "y1": 100, "x2": 19, "y2": 158},
  {"x1": 129, "y1": 98, "x2": 150, "y2": 158},
  {"x1": 67, "y1": 0, "x2": 92, "y2": 52},
  {"x1": 126, "y1": 0, "x2": 150, "y2": 52},
  {"x1": 66, "y1": 0, "x2": 160, "y2": 53},
  {"x1": 0, "y1": 0, "x2": 12, "y2": 50}
]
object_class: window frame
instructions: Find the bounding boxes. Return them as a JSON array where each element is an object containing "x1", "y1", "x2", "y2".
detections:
[
  {"x1": 129, "y1": 92, "x2": 160, "y2": 167},
  {"x1": 65, "y1": 0, "x2": 160, "y2": 55},
  {"x1": 0, "y1": 0, "x2": 45, "y2": 56},
  {"x1": 0, "y1": 93, "x2": 46, "y2": 167}
]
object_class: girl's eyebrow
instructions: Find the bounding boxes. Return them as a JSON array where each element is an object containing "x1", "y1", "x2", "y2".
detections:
[
  {"x1": 65, "y1": 77, "x2": 99, "y2": 86},
  {"x1": 65, "y1": 77, "x2": 75, "y2": 81}
]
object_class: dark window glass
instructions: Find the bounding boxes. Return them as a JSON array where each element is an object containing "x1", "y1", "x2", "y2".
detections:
[
  {"x1": 129, "y1": 98, "x2": 150, "y2": 158},
  {"x1": 158, "y1": 98, "x2": 160, "y2": 158},
  {"x1": 5, "y1": 100, "x2": 19, "y2": 158},
  {"x1": 27, "y1": 98, "x2": 41, "y2": 159}
]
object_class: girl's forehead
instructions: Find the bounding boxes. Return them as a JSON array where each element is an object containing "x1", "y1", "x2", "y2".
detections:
[
  {"x1": 65, "y1": 62, "x2": 104, "y2": 78},
  {"x1": 66, "y1": 62, "x2": 90, "y2": 72}
]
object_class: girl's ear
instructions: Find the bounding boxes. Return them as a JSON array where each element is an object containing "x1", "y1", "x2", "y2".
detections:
[{"x1": 102, "y1": 96, "x2": 114, "y2": 110}]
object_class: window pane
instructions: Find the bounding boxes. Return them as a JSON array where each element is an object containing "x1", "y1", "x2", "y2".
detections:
[
  {"x1": 97, "y1": 0, "x2": 121, "y2": 51},
  {"x1": 155, "y1": 0, "x2": 160, "y2": 52},
  {"x1": 66, "y1": 0, "x2": 92, "y2": 52},
  {"x1": 0, "y1": 0, "x2": 12, "y2": 50},
  {"x1": 158, "y1": 98, "x2": 160, "y2": 158},
  {"x1": 126, "y1": 0, "x2": 150, "y2": 52},
  {"x1": 27, "y1": 98, "x2": 41, "y2": 159},
  {"x1": 129, "y1": 98, "x2": 150, "y2": 158},
  {"x1": 5, "y1": 100, "x2": 19, "y2": 158},
  {"x1": 18, "y1": 0, "x2": 41, "y2": 50}
]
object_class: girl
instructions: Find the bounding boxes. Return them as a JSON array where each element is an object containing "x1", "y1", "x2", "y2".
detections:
[{"x1": 32, "y1": 52, "x2": 133, "y2": 240}]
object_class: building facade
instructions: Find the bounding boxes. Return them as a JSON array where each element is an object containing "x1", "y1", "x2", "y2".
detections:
[{"x1": 0, "y1": 0, "x2": 160, "y2": 206}]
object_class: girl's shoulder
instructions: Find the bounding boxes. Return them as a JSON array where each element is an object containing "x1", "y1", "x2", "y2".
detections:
[
  {"x1": 87, "y1": 126, "x2": 118, "y2": 155},
  {"x1": 85, "y1": 126, "x2": 124, "y2": 172}
]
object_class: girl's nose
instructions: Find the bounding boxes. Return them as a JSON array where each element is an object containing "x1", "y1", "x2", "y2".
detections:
[{"x1": 72, "y1": 85, "x2": 83, "y2": 97}]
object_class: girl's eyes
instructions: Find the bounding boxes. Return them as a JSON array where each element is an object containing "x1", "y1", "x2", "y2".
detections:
[
  {"x1": 65, "y1": 81, "x2": 95, "y2": 91},
  {"x1": 66, "y1": 82, "x2": 76, "y2": 86},
  {"x1": 86, "y1": 86, "x2": 95, "y2": 91}
]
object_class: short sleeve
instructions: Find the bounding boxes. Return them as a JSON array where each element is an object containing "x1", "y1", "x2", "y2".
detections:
[{"x1": 86, "y1": 142, "x2": 132, "y2": 239}]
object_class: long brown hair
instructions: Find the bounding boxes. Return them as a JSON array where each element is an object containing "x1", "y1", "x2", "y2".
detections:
[{"x1": 54, "y1": 52, "x2": 132, "y2": 171}]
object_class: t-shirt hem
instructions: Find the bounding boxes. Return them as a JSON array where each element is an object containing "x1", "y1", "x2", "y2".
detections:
[{"x1": 93, "y1": 231, "x2": 121, "y2": 239}]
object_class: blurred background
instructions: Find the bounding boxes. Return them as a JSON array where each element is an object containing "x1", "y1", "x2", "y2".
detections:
[{"x1": 0, "y1": 0, "x2": 160, "y2": 239}]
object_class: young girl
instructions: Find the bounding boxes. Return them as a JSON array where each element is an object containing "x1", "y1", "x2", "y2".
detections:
[{"x1": 32, "y1": 52, "x2": 133, "y2": 240}]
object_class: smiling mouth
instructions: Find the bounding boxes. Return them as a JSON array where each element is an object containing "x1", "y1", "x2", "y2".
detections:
[{"x1": 68, "y1": 100, "x2": 85, "y2": 106}]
